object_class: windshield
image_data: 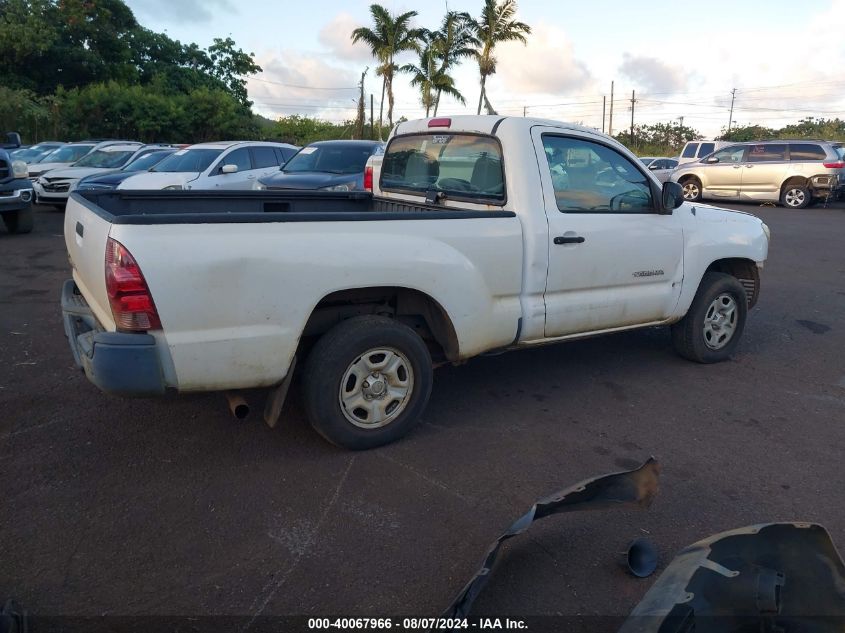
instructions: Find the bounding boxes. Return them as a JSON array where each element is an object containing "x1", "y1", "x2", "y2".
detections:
[
  {"x1": 74, "y1": 149, "x2": 136, "y2": 168},
  {"x1": 123, "y1": 151, "x2": 173, "y2": 171},
  {"x1": 40, "y1": 145, "x2": 94, "y2": 163},
  {"x1": 153, "y1": 149, "x2": 223, "y2": 173},
  {"x1": 284, "y1": 145, "x2": 375, "y2": 175}
]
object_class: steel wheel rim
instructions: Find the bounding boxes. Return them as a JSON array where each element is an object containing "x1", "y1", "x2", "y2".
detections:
[
  {"x1": 338, "y1": 347, "x2": 414, "y2": 429},
  {"x1": 703, "y1": 293, "x2": 738, "y2": 350},
  {"x1": 682, "y1": 182, "x2": 700, "y2": 200},
  {"x1": 784, "y1": 188, "x2": 805, "y2": 207}
]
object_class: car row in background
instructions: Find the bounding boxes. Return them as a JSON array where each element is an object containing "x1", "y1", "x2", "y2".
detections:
[{"x1": 117, "y1": 141, "x2": 298, "y2": 190}]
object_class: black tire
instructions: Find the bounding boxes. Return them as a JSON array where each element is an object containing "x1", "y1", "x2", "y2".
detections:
[
  {"x1": 302, "y1": 315, "x2": 433, "y2": 450},
  {"x1": 671, "y1": 272, "x2": 748, "y2": 363},
  {"x1": 780, "y1": 182, "x2": 810, "y2": 209},
  {"x1": 2, "y1": 208, "x2": 34, "y2": 234},
  {"x1": 680, "y1": 176, "x2": 702, "y2": 202}
]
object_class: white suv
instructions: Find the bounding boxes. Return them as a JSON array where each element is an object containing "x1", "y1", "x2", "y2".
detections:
[{"x1": 118, "y1": 141, "x2": 299, "y2": 191}]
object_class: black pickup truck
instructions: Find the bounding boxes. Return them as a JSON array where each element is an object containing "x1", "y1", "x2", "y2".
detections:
[{"x1": 0, "y1": 132, "x2": 34, "y2": 234}]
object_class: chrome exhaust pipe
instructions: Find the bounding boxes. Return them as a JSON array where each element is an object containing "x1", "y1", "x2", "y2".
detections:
[{"x1": 225, "y1": 392, "x2": 250, "y2": 420}]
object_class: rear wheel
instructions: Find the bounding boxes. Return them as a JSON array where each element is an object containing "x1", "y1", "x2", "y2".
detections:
[
  {"x1": 2, "y1": 208, "x2": 34, "y2": 234},
  {"x1": 302, "y1": 315, "x2": 433, "y2": 450},
  {"x1": 680, "y1": 176, "x2": 702, "y2": 202},
  {"x1": 780, "y1": 182, "x2": 810, "y2": 209},
  {"x1": 672, "y1": 272, "x2": 748, "y2": 363}
]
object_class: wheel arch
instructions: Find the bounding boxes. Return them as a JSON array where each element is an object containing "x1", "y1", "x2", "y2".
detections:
[
  {"x1": 301, "y1": 286, "x2": 460, "y2": 363},
  {"x1": 704, "y1": 257, "x2": 760, "y2": 308}
]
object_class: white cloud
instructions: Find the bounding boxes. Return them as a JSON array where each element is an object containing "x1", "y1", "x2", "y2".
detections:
[
  {"x1": 319, "y1": 13, "x2": 374, "y2": 63},
  {"x1": 618, "y1": 53, "x2": 686, "y2": 95},
  {"x1": 125, "y1": 0, "x2": 235, "y2": 24},
  {"x1": 495, "y1": 25, "x2": 594, "y2": 97},
  {"x1": 247, "y1": 51, "x2": 361, "y2": 122}
]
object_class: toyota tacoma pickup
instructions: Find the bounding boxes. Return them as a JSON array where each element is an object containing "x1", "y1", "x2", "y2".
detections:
[{"x1": 62, "y1": 116, "x2": 770, "y2": 449}]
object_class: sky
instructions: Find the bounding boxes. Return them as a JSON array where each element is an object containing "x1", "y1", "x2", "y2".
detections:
[{"x1": 123, "y1": 0, "x2": 845, "y2": 137}]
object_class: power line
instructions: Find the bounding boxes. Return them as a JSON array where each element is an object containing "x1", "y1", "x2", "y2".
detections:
[{"x1": 250, "y1": 77, "x2": 357, "y2": 91}]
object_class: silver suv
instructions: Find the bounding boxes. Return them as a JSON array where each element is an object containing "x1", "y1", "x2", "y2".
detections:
[{"x1": 671, "y1": 140, "x2": 845, "y2": 208}]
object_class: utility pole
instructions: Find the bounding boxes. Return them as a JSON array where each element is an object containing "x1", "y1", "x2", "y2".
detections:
[
  {"x1": 523, "y1": 105, "x2": 527, "y2": 117},
  {"x1": 727, "y1": 88, "x2": 737, "y2": 134},
  {"x1": 678, "y1": 116, "x2": 684, "y2": 128},
  {"x1": 608, "y1": 81, "x2": 614, "y2": 136},
  {"x1": 356, "y1": 67, "x2": 368, "y2": 140},
  {"x1": 630, "y1": 90, "x2": 636, "y2": 148},
  {"x1": 370, "y1": 94, "x2": 374, "y2": 141},
  {"x1": 602, "y1": 96, "x2": 606, "y2": 134}
]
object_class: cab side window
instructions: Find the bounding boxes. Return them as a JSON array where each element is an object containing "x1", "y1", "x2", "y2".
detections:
[
  {"x1": 682, "y1": 143, "x2": 699, "y2": 158},
  {"x1": 542, "y1": 135, "x2": 653, "y2": 213}
]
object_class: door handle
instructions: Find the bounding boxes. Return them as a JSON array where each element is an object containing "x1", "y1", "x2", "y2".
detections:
[
  {"x1": 733, "y1": 165, "x2": 742, "y2": 169},
  {"x1": 745, "y1": 165, "x2": 753, "y2": 168},
  {"x1": 554, "y1": 235, "x2": 585, "y2": 245}
]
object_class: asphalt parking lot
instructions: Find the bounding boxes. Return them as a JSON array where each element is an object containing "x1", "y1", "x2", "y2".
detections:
[{"x1": 1, "y1": 201, "x2": 844, "y2": 627}]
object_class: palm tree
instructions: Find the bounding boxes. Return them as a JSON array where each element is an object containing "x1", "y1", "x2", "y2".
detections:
[
  {"x1": 472, "y1": 0, "x2": 531, "y2": 115},
  {"x1": 430, "y1": 11, "x2": 478, "y2": 116},
  {"x1": 351, "y1": 5, "x2": 424, "y2": 136},
  {"x1": 402, "y1": 32, "x2": 466, "y2": 117}
]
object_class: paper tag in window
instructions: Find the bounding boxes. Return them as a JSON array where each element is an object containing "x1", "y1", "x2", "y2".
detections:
[
  {"x1": 299, "y1": 147, "x2": 317, "y2": 154},
  {"x1": 432, "y1": 135, "x2": 449, "y2": 144},
  {"x1": 420, "y1": 141, "x2": 428, "y2": 152}
]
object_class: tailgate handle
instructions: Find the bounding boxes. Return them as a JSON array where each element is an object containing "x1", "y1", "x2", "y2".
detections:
[{"x1": 75, "y1": 222, "x2": 84, "y2": 238}]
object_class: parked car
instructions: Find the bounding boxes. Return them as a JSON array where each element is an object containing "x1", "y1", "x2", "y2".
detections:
[
  {"x1": 10, "y1": 142, "x2": 66, "y2": 164},
  {"x1": 256, "y1": 140, "x2": 384, "y2": 191},
  {"x1": 118, "y1": 141, "x2": 299, "y2": 190},
  {"x1": 671, "y1": 140, "x2": 845, "y2": 208},
  {"x1": 27, "y1": 142, "x2": 98, "y2": 181},
  {"x1": 641, "y1": 157, "x2": 679, "y2": 183},
  {"x1": 0, "y1": 147, "x2": 33, "y2": 233},
  {"x1": 677, "y1": 140, "x2": 730, "y2": 165},
  {"x1": 32, "y1": 142, "x2": 145, "y2": 207},
  {"x1": 62, "y1": 115, "x2": 770, "y2": 450},
  {"x1": 73, "y1": 148, "x2": 178, "y2": 192}
]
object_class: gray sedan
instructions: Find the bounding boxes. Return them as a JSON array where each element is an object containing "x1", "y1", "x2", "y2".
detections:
[{"x1": 640, "y1": 156, "x2": 679, "y2": 183}]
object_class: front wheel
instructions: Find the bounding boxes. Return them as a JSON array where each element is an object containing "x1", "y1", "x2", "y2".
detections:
[
  {"x1": 302, "y1": 315, "x2": 433, "y2": 450},
  {"x1": 671, "y1": 272, "x2": 748, "y2": 363},
  {"x1": 2, "y1": 208, "x2": 34, "y2": 234}
]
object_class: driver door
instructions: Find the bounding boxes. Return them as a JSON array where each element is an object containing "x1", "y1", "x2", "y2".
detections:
[{"x1": 533, "y1": 127, "x2": 684, "y2": 337}]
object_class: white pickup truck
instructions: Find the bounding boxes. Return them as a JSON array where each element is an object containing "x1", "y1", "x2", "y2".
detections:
[{"x1": 62, "y1": 116, "x2": 770, "y2": 449}]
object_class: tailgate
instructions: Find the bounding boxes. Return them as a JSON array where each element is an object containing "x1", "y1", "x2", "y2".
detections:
[{"x1": 64, "y1": 194, "x2": 116, "y2": 330}]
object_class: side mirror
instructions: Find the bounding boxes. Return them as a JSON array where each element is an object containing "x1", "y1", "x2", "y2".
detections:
[
  {"x1": 4, "y1": 132, "x2": 21, "y2": 148},
  {"x1": 648, "y1": 163, "x2": 659, "y2": 170},
  {"x1": 221, "y1": 164, "x2": 238, "y2": 174},
  {"x1": 661, "y1": 181, "x2": 684, "y2": 212},
  {"x1": 705, "y1": 156, "x2": 719, "y2": 164}
]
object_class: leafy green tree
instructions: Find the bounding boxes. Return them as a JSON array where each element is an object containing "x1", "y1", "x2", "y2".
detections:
[
  {"x1": 614, "y1": 121, "x2": 703, "y2": 156},
  {"x1": 472, "y1": 0, "x2": 530, "y2": 115},
  {"x1": 206, "y1": 37, "x2": 262, "y2": 107},
  {"x1": 430, "y1": 11, "x2": 478, "y2": 116},
  {"x1": 352, "y1": 5, "x2": 424, "y2": 133},
  {"x1": 717, "y1": 124, "x2": 776, "y2": 142}
]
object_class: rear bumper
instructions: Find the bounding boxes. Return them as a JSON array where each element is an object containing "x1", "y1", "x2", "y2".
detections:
[{"x1": 61, "y1": 279, "x2": 166, "y2": 396}]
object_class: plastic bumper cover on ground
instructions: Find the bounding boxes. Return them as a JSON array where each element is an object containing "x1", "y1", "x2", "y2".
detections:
[{"x1": 61, "y1": 279, "x2": 166, "y2": 395}]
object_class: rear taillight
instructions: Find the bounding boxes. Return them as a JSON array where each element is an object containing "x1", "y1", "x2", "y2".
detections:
[
  {"x1": 822, "y1": 161, "x2": 845, "y2": 168},
  {"x1": 105, "y1": 237, "x2": 161, "y2": 331},
  {"x1": 363, "y1": 165, "x2": 373, "y2": 191}
]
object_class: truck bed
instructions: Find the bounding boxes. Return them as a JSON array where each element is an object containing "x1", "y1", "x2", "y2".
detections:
[{"x1": 73, "y1": 190, "x2": 514, "y2": 224}]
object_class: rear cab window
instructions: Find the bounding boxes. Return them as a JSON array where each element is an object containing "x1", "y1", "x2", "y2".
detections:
[{"x1": 380, "y1": 133, "x2": 505, "y2": 204}]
